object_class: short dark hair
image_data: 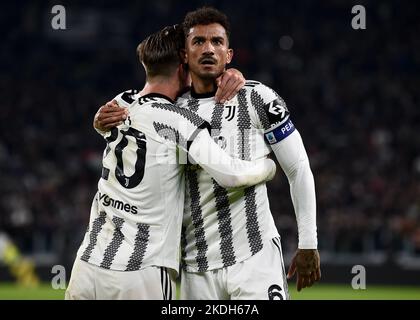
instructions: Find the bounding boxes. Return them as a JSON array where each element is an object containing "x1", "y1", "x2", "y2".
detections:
[
  {"x1": 182, "y1": 7, "x2": 231, "y2": 41},
  {"x1": 136, "y1": 24, "x2": 184, "y2": 79}
]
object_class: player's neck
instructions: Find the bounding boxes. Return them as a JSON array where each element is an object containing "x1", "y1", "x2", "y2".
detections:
[
  {"x1": 140, "y1": 81, "x2": 178, "y2": 102},
  {"x1": 190, "y1": 75, "x2": 217, "y2": 95}
]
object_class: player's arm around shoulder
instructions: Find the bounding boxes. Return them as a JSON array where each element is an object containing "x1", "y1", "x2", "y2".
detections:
[
  {"x1": 93, "y1": 90, "x2": 135, "y2": 135},
  {"x1": 188, "y1": 128, "x2": 277, "y2": 189}
]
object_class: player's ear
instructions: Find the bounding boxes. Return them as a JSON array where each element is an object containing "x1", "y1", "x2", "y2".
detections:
[
  {"x1": 180, "y1": 48, "x2": 188, "y2": 64},
  {"x1": 177, "y1": 63, "x2": 188, "y2": 82},
  {"x1": 178, "y1": 63, "x2": 187, "y2": 78},
  {"x1": 226, "y1": 48, "x2": 233, "y2": 64},
  {"x1": 181, "y1": 62, "x2": 189, "y2": 74}
]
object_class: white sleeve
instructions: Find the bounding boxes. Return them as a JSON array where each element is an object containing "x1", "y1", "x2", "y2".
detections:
[
  {"x1": 188, "y1": 130, "x2": 277, "y2": 189},
  {"x1": 271, "y1": 130, "x2": 318, "y2": 249},
  {"x1": 95, "y1": 126, "x2": 107, "y2": 137},
  {"x1": 94, "y1": 90, "x2": 135, "y2": 138}
]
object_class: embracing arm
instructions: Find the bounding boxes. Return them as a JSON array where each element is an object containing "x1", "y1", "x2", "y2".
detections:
[
  {"x1": 92, "y1": 68, "x2": 245, "y2": 135},
  {"x1": 93, "y1": 100, "x2": 129, "y2": 135},
  {"x1": 188, "y1": 129, "x2": 276, "y2": 189},
  {"x1": 215, "y1": 68, "x2": 245, "y2": 103}
]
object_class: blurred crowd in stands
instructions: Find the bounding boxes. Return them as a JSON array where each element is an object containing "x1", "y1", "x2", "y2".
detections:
[{"x1": 1, "y1": 0, "x2": 419, "y2": 268}]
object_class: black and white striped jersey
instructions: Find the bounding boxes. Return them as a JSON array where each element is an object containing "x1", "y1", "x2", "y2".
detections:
[
  {"x1": 77, "y1": 90, "x2": 207, "y2": 274},
  {"x1": 177, "y1": 80, "x2": 296, "y2": 272}
]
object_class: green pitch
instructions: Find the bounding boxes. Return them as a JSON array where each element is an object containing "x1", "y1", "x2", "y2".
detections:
[
  {"x1": 0, "y1": 283, "x2": 419, "y2": 300},
  {"x1": 287, "y1": 283, "x2": 420, "y2": 300},
  {"x1": 0, "y1": 283, "x2": 66, "y2": 300}
]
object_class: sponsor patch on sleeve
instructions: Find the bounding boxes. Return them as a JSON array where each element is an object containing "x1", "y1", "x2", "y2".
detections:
[
  {"x1": 264, "y1": 98, "x2": 290, "y2": 127},
  {"x1": 264, "y1": 118, "x2": 295, "y2": 145}
]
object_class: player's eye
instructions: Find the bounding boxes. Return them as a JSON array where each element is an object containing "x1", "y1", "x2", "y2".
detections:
[{"x1": 193, "y1": 38, "x2": 204, "y2": 45}]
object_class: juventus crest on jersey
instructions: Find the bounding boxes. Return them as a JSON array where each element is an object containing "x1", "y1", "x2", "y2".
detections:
[
  {"x1": 76, "y1": 90, "x2": 207, "y2": 274},
  {"x1": 177, "y1": 80, "x2": 295, "y2": 272}
]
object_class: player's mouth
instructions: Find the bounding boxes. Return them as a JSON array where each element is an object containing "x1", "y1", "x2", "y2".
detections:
[{"x1": 199, "y1": 57, "x2": 217, "y2": 65}]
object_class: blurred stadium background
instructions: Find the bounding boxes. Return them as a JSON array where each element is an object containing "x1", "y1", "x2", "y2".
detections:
[{"x1": 1, "y1": 0, "x2": 419, "y2": 299}]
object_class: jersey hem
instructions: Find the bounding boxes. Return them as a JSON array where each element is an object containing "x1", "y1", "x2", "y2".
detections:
[
  {"x1": 79, "y1": 257, "x2": 180, "y2": 277},
  {"x1": 182, "y1": 232, "x2": 280, "y2": 273}
]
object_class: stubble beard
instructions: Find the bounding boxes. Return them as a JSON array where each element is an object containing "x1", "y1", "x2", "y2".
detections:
[{"x1": 196, "y1": 66, "x2": 224, "y2": 81}]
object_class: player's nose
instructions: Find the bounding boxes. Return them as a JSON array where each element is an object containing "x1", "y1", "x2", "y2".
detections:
[{"x1": 202, "y1": 41, "x2": 215, "y2": 54}]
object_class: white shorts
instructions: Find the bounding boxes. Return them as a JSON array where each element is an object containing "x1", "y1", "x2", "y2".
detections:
[
  {"x1": 180, "y1": 237, "x2": 289, "y2": 300},
  {"x1": 65, "y1": 259, "x2": 176, "y2": 300}
]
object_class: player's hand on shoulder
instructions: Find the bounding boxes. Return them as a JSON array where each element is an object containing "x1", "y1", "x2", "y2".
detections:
[
  {"x1": 287, "y1": 249, "x2": 321, "y2": 292},
  {"x1": 93, "y1": 99, "x2": 129, "y2": 132},
  {"x1": 215, "y1": 68, "x2": 245, "y2": 103}
]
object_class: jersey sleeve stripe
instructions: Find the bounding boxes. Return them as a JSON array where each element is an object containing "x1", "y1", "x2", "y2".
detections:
[
  {"x1": 244, "y1": 80, "x2": 261, "y2": 87},
  {"x1": 153, "y1": 122, "x2": 187, "y2": 148},
  {"x1": 151, "y1": 102, "x2": 205, "y2": 127},
  {"x1": 187, "y1": 121, "x2": 212, "y2": 151},
  {"x1": 250, "y1": 89, "x2": 271, "y2": 130}
]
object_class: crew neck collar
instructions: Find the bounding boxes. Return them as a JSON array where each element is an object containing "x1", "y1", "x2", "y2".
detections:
[
  {"x1": 190, "y1": 87, "x2": 217, "y2": 99},
  {"x1": 140, "y1": 93, "x2": 175, "y2": 104}
]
